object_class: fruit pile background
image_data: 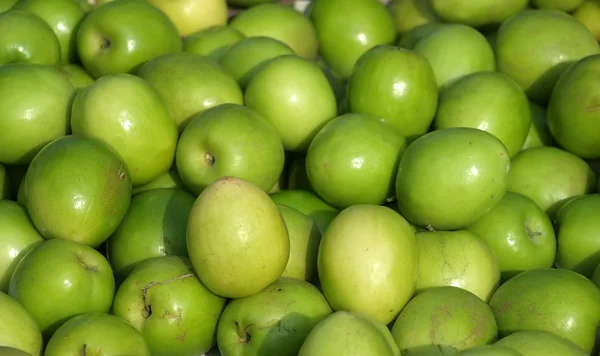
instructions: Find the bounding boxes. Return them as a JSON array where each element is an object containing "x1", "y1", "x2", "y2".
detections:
[{"x1": 1, "y1": 0, "x2": 600, "y2": 355}]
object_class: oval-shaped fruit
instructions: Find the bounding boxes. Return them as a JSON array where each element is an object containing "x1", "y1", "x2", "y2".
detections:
[
  {"x1": 176, "y1": 104, "x2": 285, "y2": 195},
  {"x1": 306, "y1": 113, "x2": 407, "y2": 208},
  {"x1": 396, "y1": 127, "x2": 510, "y2": 231},
  {"x1": 113, "y1": 256, "x2": 226, "y2": 355},
  {"x1": 138, "y1": 52, "x2": 243, "y2": 133},
  {"x1": 554, "y1": 194, "x2": 600, "y2": 277},
  {"x1": 270, "y1": 190, "x2": 339, "y2": 234},
  {"x1": 489, "y1": 268, "x2": 600, "y2": 353},
  {"x1": 573, "y1": 0, "x2": 600, "y2": 41},
  {"x1": 182, "y1": 25, "x2": 245, "y2": 60},
  {"x1": 23, "y1": 136, "x2": 131, "y2": 247},
  {"x1": 59, "y1": 64, "x2": 94, "y2": 90},
  {"x1": 495, "y1": 9, "x2": 600, "y2": 104},
  {"x1": 434, "y1": 71, "x2": 531, "y2": 157},
  {"x1": 244, "y1": 55, "x2": 337, "y2": 152},
  {"x1": 495, "y1": 330, "x2": 587, "y2": 356},
  {"x1": 466, "y1": 192, "x2": 556, "y2": 281},
  {"x1": 0, "y1": 201, "x2": 43, "y2": 293},
  {"x1": 44, "y1": 313, "x2": 150, "y2": 356},
  {"x1": 310, "y1": 0, "x2": 396, "y2": 78},
  {"x1": 456, "y1": 346, "x2": 522, "y2": 356},
  {"x1": 388, "y1": 0, "x2": 440, "y2": 36},
  {"x1": 76, "y1": 0, "x2": 182, "y2": 78},
  {"x1": 147, "y1": 0, "x2": 228, "y2": 37},
  {"x1": 521, "y1": 101, "x2": 554, "y2": 151},
  {"x1": 71, "y1": 73, "x2": 178, "y2": 186},
  {"x1": 14, "y1": 0, "x2": 86, "y2": 63},
  {"x1": 415, "y1": 231, "x2": 500, "y2": 302},
  {"x1": 0, "y1": 64, "x2": 74, "y2": 165},
  {"x1": 277, "y1": 205, "x2": 322, "y2": 282},
  {"x1": 8, "y1": 239, "x2": 115, "y2": 337},
  {"x1": 217, "y1": 278, "x2": 332, "y2": 356},
  {"x1": 532, "y1": 0, "x2": 585, "y2": 11},
  {"x1": 507, "y1": 147, "x2": 596, "y2": 216},
  {"x1": 107, "y1": 188, "x2": 194, "y2": 279},
  {"x1": 547, "y1": 54, "x2": 600, "y2": 159},
  {"x1": 430, "y1": 0, "x2": 528, "y2": 28},
  {"x1": 413, "y1": 23, "x2": 495, "y2": 89},
  {"x1": 219, "y1": 36, "x2": 295, "y2": 89},
  {"x1": 0, "y1": 9, "x2": 60, "y2": 66},
  {"x1": 347, "y1": 45, "x2": 438, "y2": 141},
  {"x1": 318, "y1": 205, "x2": 418, "y2": 325},
  {"x1": 230, "y1": 3, "x2": 318, "y2": 59},
  {"x1": 0, "y1": 292, "x2": 43, "y2": 356},
  {"x1": 398, "y1": 22, "x2": 445, "y2": 49},
  {"x1": 392, "y1": 287, "x2": 498, "y2": 354},
  {"x1": 298, "y1": 311, "x2": 401, "y2": 356},
  {"x1": 187, "y1": 177, "x2": 290, "y2": 298}
]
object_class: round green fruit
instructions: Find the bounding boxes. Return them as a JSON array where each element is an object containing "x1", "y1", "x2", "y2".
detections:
[
  {"x1": 430, "y1": 0, "x2": 528, "y2": 28},
  {"x1": 532, "y1": 0, "x2": 585, "y2": 11},
  {"x1": 495, "y1": 330, "x2": 587, "y2": 356},
  {"x1": 388, "y1": 0, "x2": 440, "y2": 36},
  {"x1": 456, "y1": 346, "x2": 522, "y2": 356},
  {"x1": 182, "y1": 25, "x2": 245, "y2": 60},
  {"x1": 269, "y1": 190, "x2": 339, "y2": 234},
  {"x1": 0, "y1": 292, "x2": 43, "y2": 356}
]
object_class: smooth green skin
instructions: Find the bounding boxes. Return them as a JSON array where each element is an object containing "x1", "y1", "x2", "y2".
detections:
[
  {"x1": 521, "y1": 101, "x2": 554, "y2": 151},
  {"x1": 434, "y1": 72, "x2": 531, "y2": 157},
  {"x1": 573, "y1": 0, "x2": 600, "y2": 41},
  {"x1": 137, "y1": 52, "x2": 243, "y2": 133},
  {"x1": 431, "y1": 0, "x2": 528, "y2": 28},
  {"x1": 318, "y1": 205, "x2": 418, "y2": 325},
  {"x1": 0, "y1": 0, "x2": 18, "y2": 12},
  {"x1": 8, "y1": 239, "x2": 115, "y2": 337},
  {"x1": 532, "y1": 0, "x2": 585, "y2": 11},
  {"x1": 495, "y1": 330, "x2": 588, "y2": 356},
  {"x1": 44, "y1": 313, "x2": 150, "y2": 356},
  {"x1": 187, "y1": 177, "x2": 290, "y2": 298},
  {"x1": 398, "y1": 22, "x2": 445, "y2": 49},
  {"x1": 113, "y1": 256, "x2": 226, "y2": 355},
  {"x1": 176, "y1": 103, "x2": 285, "y2": 195},
  {"x1": 466, "y1": 192, "x2": 556, "y2": 282},
  {"x1": 76, "y1": 0, "x2": 182, "y2": 78},
  {"x1": 554, "y1": 194, "x2": 600, "y2": 277},
  {"x1": 0, "y1": 201, "x2": 43, "y2": 293},
  {"x1": 0, "y1": 292, "x2": 42, "y2": 356},
  {"x1": 182, "y1": 25, "x2": 245, "y2": 60},
  {"x1": 388, "y1": 0, "x2": 440, "y2": 35},
  {"x1": 548, "y1": 54, "x2": 600, "y2": 159},
  {"x1": 245, "y1": 55, "x2": 337, "y2": 152},
  {"x1": 0, "y1": 164, "x2": 8, "y2": 199},
  {"x1": 0, "y1": 10, "x2": 60, "y2": 66},
  {"x1": 286, "y1": 154, "x2": 313, "y2": 192},
  {"x1": 392, "y1": 287, "x2": 498, "y2": 355},
  {"x1": 489, "y1": 268, "x2": 600, "y2": 353},
  {"x1": 230, "y1": 3, "x2": 318, "y2": 59},
  {"x1": 306, "y1": 113, "x2": 407, "y2": 208},
  {"x1": 217, "y1": 277, "x2": 332, "y2": 356},
  {"x1": 219, "y1": 36, "x2": 295, "y2": 90},
  {"x1": 23, "y1": 136, "x2": 131, "y2": 247},
  {"x1": 15, "y1": 0, "x2": 86, "y2": 63},
  {"x1": 58, "y1": 64, "x2": 94, "y2": 90},
  {"x1": 507, "y1": 147, "x2": 596, "y2": 216},
  {"x1": 415, "y1": 231, "x2": 500, "y2": 302},
  {"x1": 347, "y1": 45, "x2": 438, "y2": 141},
  {"x1": 456, "y1": 346, "x2": 522, "y2": 356},
  {"x1": 413, "y1": 23, "x2": 495, "y2": 90},
  {"x1": 277, "y1": 205, "x2": 321, "y2": 282},
  {"x1": 310, "y1": 0, "x2": 396, "y2": 78},
  {"x1": 0, "y1": 347, "x2": 32, "y2": 356},
  {"x1": 131, "y1": 169, "x2": 186, "y2": 195},
  {"x1": 228, "y1": 0, "x2": 276, "y2": 7},
  {"x1": 107, "y1": 188, "x2": 194, "y2": 279},
  {"x1": 0, "y1": 64, "x2": 74, "y2": 165},
  {"x1": 495, "y1": 9, "x2": 600, "y2": 104},
  {"x1": 71, "y1": 74, "x2": 178, "y2": 186},
  {"x1": 269, "y1": 190, "x2": 338, "y2": 234},
  {"x1": 298, "y1": 311, "x2": 401, "y2": 356},
  {"x1": 396, "y1": 128, "x2": 510, "y2": 231}
]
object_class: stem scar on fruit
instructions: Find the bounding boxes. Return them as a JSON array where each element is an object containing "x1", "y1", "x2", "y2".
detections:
[{"x1": 141, "y1": 273, "x2": 193, "y2": 318}]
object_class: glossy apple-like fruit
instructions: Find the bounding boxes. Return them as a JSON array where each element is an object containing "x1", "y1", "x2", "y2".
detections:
[
  {"x1": 573, "y1": 0, "x2": 600, "y2": 41},
  {"x1": 0, "y1": 292, "x2": 43, "y2": 356},
  {"x1": 396, "y1": 128, "x2": 510, "y2": 230},
  {"x1": 347, "y1": 45, "x2": 438, "y2": 141},
  {"x1": 0, "y1": 63, "x2": 74, "y2": 165},
  {"x1": 138, "y1": 52, "x2": 243, "y2": 133},
  {"x1": 147, "y1": 0, "x2": 228, "y2": 37},
  {"x1": 388, "y1": 0, "x2": 440, "y2": 36},
  {"x1": 8, "y1": 239, "x2": 115, "y2": 337},
  {"x1": 270, "y1": 190, "x2": 339, "y2": 234},
  {"x1": 131, "y1": 169, "x2": 186, "y2": 196},
  {"x1": 76, "y1": 0, "x2": 182, "y2": 78},
  {"x1": 495, "y1": 330, "x2": 587, "y2": 356},
  {"x1": 22, "y1": 135, "x2": 131, "y2": 247},
  {"x1": 71, "y1": 73, "x2": 178, "y2": 186},
  {"x1": 182, "y1": 25, "x2": 244, "y2": 60},
  {"x1": 58, "y1": 64, "x2": 94, "y2": 90},
  {"x1": 430, "y1": 0, "x2": 528, "y2": 28}
]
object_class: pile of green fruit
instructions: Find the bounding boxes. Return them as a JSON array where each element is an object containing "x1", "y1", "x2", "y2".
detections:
[{"x1": 1, "y1": 0, "x2": 600, "y2": 355}]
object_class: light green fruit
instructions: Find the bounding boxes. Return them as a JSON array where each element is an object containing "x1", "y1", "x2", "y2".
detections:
[
  {"x1": 182, "y1": 25, "x2": 245, "y2": 60},
  {"x1": 495, "y1": 330, "x2": 587, "y2": 356}
]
